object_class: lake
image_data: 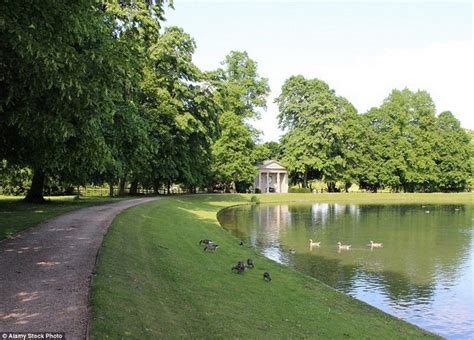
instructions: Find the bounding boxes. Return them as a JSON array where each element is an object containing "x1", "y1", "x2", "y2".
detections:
[{"x1": 218, "y1": 202, "x2": 473, "y2": 339}]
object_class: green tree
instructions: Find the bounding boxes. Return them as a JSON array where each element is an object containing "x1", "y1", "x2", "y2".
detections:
[
  {"x1": 141, "y1": 26, "x2": 219, "y2": 193},
  {"x1": 211, "y1": 112, "x2": 258, "y2": 192},
  {"x1": 434, "y1": 112, "x2": 471, "y2": 191},
  {"x1": 0, "y1": 0, "x2": 173, "y2": 202},
  {"x1": 357, "y1": 89, "x2": 439, "y2": 192},
  {"x1": 254, "y1": 141, "x2": 282, "y2": 163},
  {"x1": 210, "y1": 51, "x2": 270, "y2": 192},
  {"x1": 0, "y1": 0, "x2": 128, "y2": 202},
  {"x1": 276, "y1": 76, "x2": 357, "y2": 191}
]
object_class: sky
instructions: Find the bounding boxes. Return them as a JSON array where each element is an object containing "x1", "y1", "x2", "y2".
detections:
[{"x1": 164, "y1": 1, "x2": 473, "y2": 142}]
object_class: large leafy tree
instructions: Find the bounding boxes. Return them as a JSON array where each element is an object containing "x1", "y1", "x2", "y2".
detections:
[
  {"x1": 356, "y1": 89, "x2": 470, "y2": 192},
  {"x1": 0, "y1": 0, "x2": 125, "y2": 202},
  {"x1": 276, "y1": 76, "x2": 357, "y2": 191},
  {"x1": 0, "y1": 0, "x2": 173, "y2": 202},
  {"x1": 98, "y1": 0, "x2": 173, "y2": 195},
  {"x1": 357, "y1": 89, "x2": 439, "y2": 192},
  {"x1": 141, "y1": 26, "x2": 219, "y2": 193},
  {"x1": 210, "y1": 51, "x2": 270, "y2": 192},
  {"x1": 434, "y1": 111, "x2": 471, "y2": 191}
]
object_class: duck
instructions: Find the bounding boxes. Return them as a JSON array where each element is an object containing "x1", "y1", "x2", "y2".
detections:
[
  {"x1": 309, "y1": 239, "x2": 321, "y2": 247},
  {"x1": 369, "y1": 240, "x2": 383, "y2": 248},
  {"x1": 337, "y1": 242, "x2": 351, "y2": 250},
  {"x1": 263, "y1": 271, "x2": 272, "y2": 282},
  {"x1": 288, "y1": 248, "x2": 296, "y2": 255}
]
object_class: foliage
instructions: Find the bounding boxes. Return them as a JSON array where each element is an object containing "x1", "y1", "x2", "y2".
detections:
[
  {"x1": 434, "y1": 112, "x2": 471, "y2": 191},
  {"x1": 276, "y1": 76, "x2": 357, "y2": 191},
  {"x1": 356, "y1": 89, "x2": 470, "y2": 192},
  {"x1": 250, "y1": 195, "x2": 260, "y2": 204},
  {"x1": 254, "y1": 141, "x2": 282, "y2": 163},
  {"x1": 288, "y1": 187, "x2": 312, "y2": 193},
  {"x1": 210, "y1": 52, "x2": 270, "y2": 192},
  {"x1": 0, "y1": 161, "x2": 32, "y2": 195}
]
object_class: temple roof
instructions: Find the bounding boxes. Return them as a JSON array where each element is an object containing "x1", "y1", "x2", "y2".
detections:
[{"x1": 257, "y1": 160, "x2": 287, "y2": 171}]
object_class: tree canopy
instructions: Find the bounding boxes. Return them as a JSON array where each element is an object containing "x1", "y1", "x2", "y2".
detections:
[{"x1": 1, "y1": 2, "x2": 470, "y2": 199}]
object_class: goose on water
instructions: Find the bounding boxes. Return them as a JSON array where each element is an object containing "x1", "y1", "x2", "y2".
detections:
[
  {"x1": 309, "y1": 239, "x2": 321, "y2": 247},
  {"x1": 369, "y1": 240, "x2": 383, "y2": 248},
  {"x1": 337, "y1": 242, "x2": 351, "y2": 250}
]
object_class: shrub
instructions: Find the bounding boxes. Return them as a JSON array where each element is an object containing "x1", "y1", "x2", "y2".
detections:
[
  {"x1": 288, "y1": 187, "x2": 312, "y2": 193},
  {"x1": 254, "y1": 188, "x2": 261, "y2": 194},
  {"x1": 250, "y1": 195, "x2": 260, "y2": 204}
]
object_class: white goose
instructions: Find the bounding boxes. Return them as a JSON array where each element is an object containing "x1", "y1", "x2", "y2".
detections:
[
  {"x1": 337, "y1": 242, "x2": 351, "y2": 250},
  {"x1": 309, "y1": 239, "x2": 321, "y2": 247},
  {"x1": 369, "y1": 240, "x2": 383, "y2": 248}
]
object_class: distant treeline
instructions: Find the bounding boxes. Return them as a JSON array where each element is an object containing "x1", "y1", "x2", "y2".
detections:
[
  {"x1": 274, "y1": 76, "x2": 472, "y2": 193},
  {"x1": 0, "y1": 1, "x2": 471, "y2": 201}
]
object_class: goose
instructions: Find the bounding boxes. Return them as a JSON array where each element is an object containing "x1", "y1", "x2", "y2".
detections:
[
  {"x1": 337, "y1": 242, "x2": 351, "y2": 250},
  {"x1": 288, "y1": 248, "x2": 296, "y2": 255},
  {"x1": 369, "y1": 240, "x2": 383, "y2": 248},
  {"x1": 309, "y1": 239, "x2": 321, "y2": 247}
]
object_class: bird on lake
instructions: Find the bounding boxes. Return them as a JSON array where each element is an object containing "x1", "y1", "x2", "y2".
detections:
[
  {"x1": 288, "y1": 248, "x2": 296, "y2": 255},
  {"x1": 369, "y1": 241, "x2": 383, "y2": 248},
  {"x1": 337, "y1": 242, "x2": 351, "y2": 250},
  {"x1": 309, "y1": 239, "x2": 321, "y2": 247}
]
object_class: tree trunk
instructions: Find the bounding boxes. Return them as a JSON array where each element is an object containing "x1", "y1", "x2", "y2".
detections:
[
  {"x1": 167, "y1": 181, "x2": 171, "y2": 195},
  {"x1": 153, "y1": 180, "x2": 160, "y2": 195},
  {"x1": 24, "y1": 168, "x2": 46, "y2": 203},
  {"x1": 119, "y1": 177, "x2": 126, "y2": 195},
  {"x1": 344, "y1": 182, "x2": 350, "y2": 193},
  {"x1": 129, "y1": 180, "x2": 138, "y2": 195},
  {"x1": 327, "y1": 182, "x2": 336, "y2": 192},
  {"x1": 108, "y1": 183, "x2": 114, "y2": 197}
]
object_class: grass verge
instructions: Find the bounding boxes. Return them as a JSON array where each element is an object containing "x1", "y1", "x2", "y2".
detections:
[
  {"x1": 88, "y1": 193, "x2": 464, "y2": 338},
  {"x1": 0, "y1": 195, "x2": 124, "y2": 241}
]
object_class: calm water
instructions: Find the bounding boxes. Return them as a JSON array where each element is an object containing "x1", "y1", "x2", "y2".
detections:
[{"x1": 218, "y1": 202, "x2": 474, "y2": 339}]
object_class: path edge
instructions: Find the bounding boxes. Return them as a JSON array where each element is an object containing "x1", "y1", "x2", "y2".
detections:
[{"x1": 84, "y1": 197, "x2": 160, "y2": 340}]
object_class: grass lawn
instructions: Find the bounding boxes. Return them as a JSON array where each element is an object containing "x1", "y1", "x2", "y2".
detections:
[
  {"x1": 0, "y1": 195, "x2": 124, "y2": 241},
  {"x1": 89, "y1": 193, "x2": 472, "y2": 338}
]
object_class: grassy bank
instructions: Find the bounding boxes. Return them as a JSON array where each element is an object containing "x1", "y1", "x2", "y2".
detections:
[
  {"x1": 0, "y1": 195, "x2": 124, "y2": 240},
  {"x1": 88, "y1": 193, "x2": 468, "y2": 338}
]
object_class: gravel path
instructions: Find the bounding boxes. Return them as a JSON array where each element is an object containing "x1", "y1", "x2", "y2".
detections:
[{"x1": 0, "y1": 197, "x2": 159, "y2": 339}]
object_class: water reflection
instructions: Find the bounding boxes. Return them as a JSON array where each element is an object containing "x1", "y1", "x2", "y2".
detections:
[{"x1": 218, "y1": 202, "x2": 473, "y2": 339}]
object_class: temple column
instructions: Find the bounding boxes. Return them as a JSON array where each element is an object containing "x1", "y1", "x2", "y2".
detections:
[
  {"x1": 258, "y1": 172, "x2": 262, "y2": 191},
  {"x1": 277, "y1": 172, "x2": 280, "y2": 193}
]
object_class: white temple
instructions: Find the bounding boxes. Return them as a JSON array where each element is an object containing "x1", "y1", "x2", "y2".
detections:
[{"x1": 255, "y1": 160, "x2": 289, "y2": 193}]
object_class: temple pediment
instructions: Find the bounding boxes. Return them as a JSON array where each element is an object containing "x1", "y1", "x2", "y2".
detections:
[{"x1": 258, "y1": 160, "x2": 287, "y2": 171}]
